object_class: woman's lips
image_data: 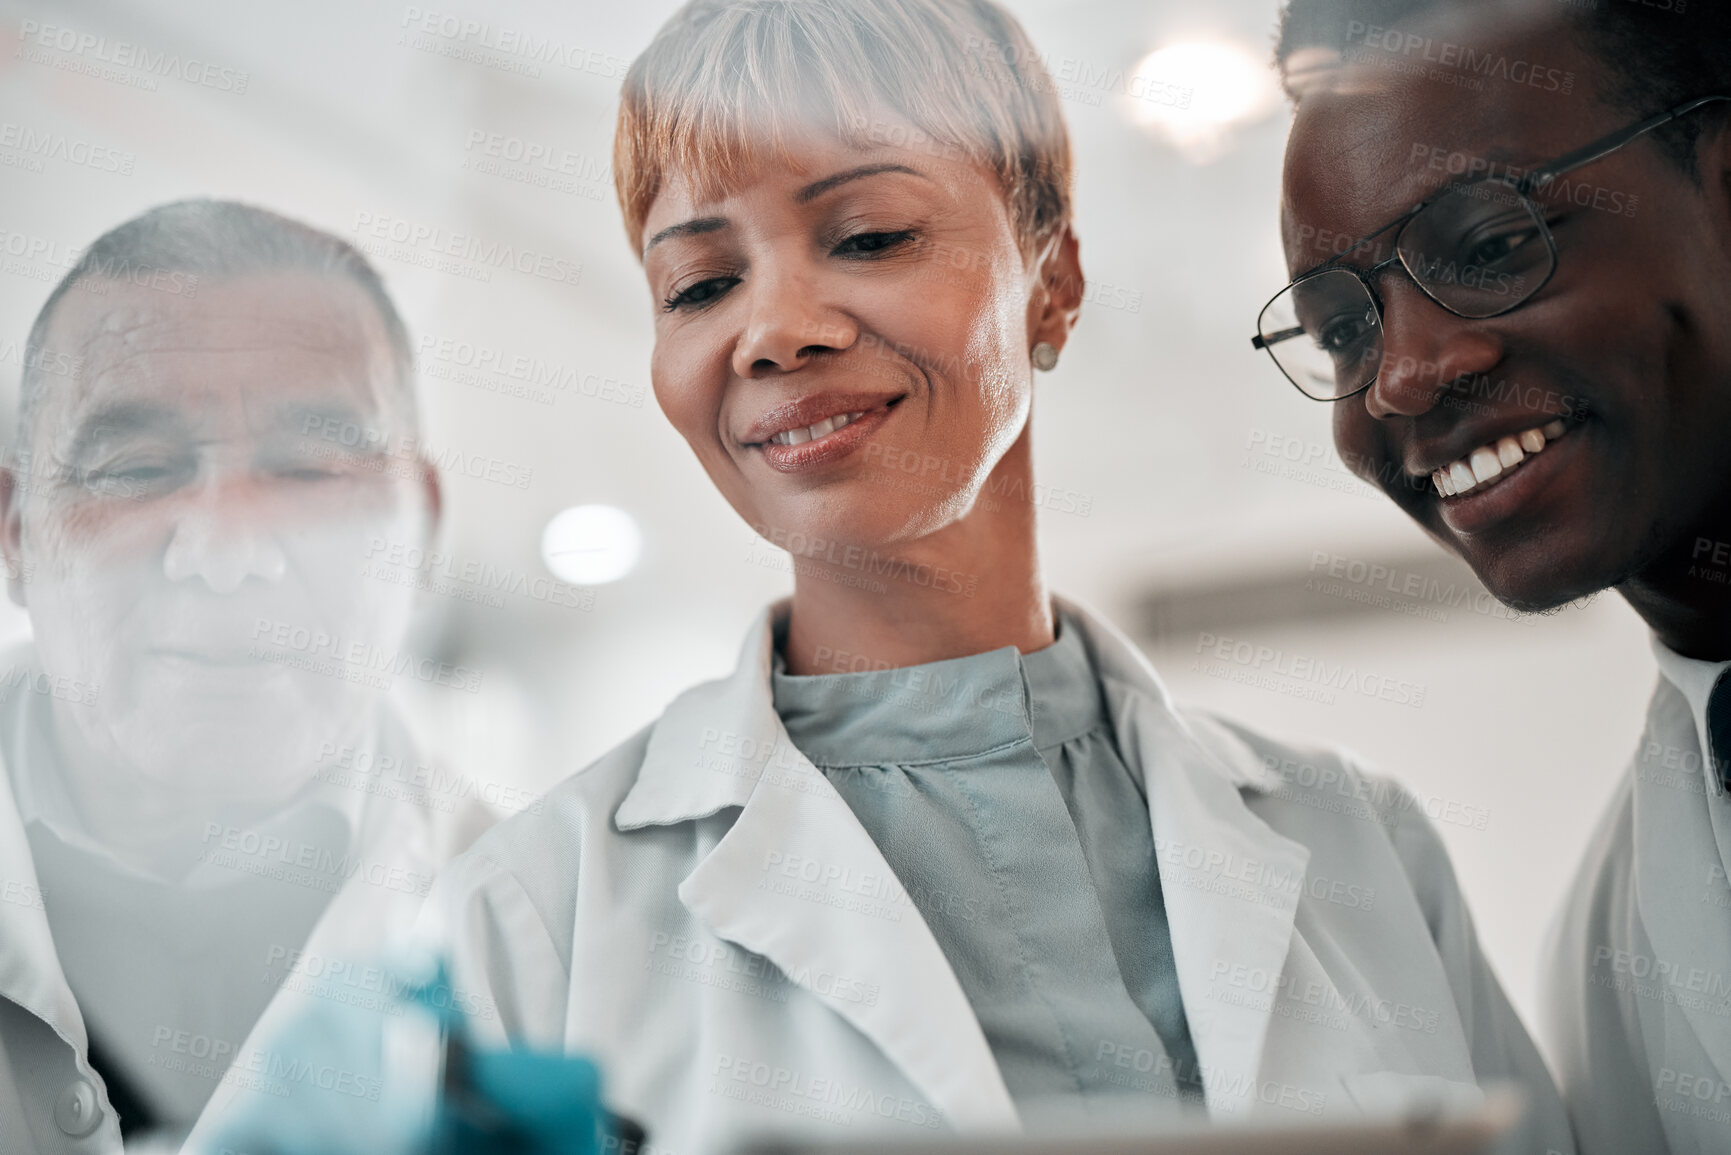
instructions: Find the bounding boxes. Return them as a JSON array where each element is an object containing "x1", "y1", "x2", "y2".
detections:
[{"x1": 755, "y1": 398, "x2": 901, "y2": 473}]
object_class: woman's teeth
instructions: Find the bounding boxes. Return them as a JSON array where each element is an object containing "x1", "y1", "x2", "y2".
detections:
[
  {"x1": 1432, "y1": 418, "x2": 1568, "y2": 499},
  {"x1": 770, "y1": 411, "x2": 866, "y2": 447}
]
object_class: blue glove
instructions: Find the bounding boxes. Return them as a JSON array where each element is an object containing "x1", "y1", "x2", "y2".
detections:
[
  {"x1": 198, "y1": 957, "x2": 641, "y2": 1155},
  {"x1": 411, "y1": 963, "x2": 614, "y2": 1155}
]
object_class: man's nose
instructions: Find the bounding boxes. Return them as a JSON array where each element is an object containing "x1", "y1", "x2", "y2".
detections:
[
  {"x1": 1365, "y1": 280, "x2": 1504, "y2": 419},
  {"x1": 161, "y1": 478, "x2": 288, "y2": 594}
]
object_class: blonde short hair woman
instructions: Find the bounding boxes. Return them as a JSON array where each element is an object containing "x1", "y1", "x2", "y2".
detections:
[{"x1": 422, "y1": 2, "x2": 1576, "y2": 1151}]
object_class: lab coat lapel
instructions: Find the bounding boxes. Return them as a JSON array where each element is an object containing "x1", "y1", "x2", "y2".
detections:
[
  {"x1": 1634, "y1": 681, "x2": 1731, "y2": 1077},
  {"x1": 1119, "y1": 704, "x2": 1308, "y2": 1114},
  {"x1": 0, "y1": 744, "x2": 84, "y2": 1056},
  {"x1": 636, "y1": 605, "x2": 1016, "y2": 1132},
  {"x1": 678, "y1": 745, "x2": 1019, "y2": 1134},
  {"x1": 1065, "y1": 599, "x2": 1309, "y2": 1116}
]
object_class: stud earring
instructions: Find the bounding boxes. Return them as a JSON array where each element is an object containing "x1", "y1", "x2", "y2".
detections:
[{"x1": 1031, "y1": 341, "x2": 1059, "y2": 372}]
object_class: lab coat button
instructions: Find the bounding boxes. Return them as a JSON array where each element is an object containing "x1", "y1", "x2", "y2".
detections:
[{"x1": 53, "y1": 1079, "x2": 101, "y2": 1137}]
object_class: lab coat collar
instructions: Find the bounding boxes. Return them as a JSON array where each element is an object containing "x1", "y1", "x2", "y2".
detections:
[
  {"x1": 618, "y1": 600, "x2": 1018, "y2": 1131},
  {"x1": 614, "y1": 603, "x2": 786, "y2": 831},
  {"x1": 1650, "y1": 635, "x2": 1731, "y2": 798},
  {"x1": 616, "y1": 596, "x2": 1283, "y2": 831},
  {"x1": 617, "y1": 597, "x2": 1306, "y2": 1119},
  {"x1": 1053, "y1": 596, "x2": 1284, "y2": 795},
  {"x1": 1638, "y1": 637, "x2": 1731, "y2": 1081}
]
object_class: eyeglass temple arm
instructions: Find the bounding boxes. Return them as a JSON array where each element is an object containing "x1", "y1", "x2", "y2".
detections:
[
  {"x1": 1250, "y1": 325, "x2": 1304, "y2": 350},
  {"x1": 1524, "y1": 95, "x2": 1731, "y2": 191}
]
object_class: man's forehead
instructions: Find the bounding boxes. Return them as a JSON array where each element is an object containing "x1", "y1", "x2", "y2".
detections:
[
  {"x1": 1279, "y1": 10, "x2": 1605, "y2": 240},
  {"x1": 1287, "y1": 89, "x2": 1457, "y2": 202},
  {"x1": 47, "y1": 378, "x2": 375, "y2": 437},
  {"x1": 1281, "y1": 67, "x2": 1572, "y2": 268},
  {"x1": 1294, "y1": 87, "x2": 1440, "y2": 189},
  {"x1": 44, "y1": 273, "x2": 382, "y2": 369},
  {"x1": 33, "y1": 274, "x2": 397, "y2": 440}
]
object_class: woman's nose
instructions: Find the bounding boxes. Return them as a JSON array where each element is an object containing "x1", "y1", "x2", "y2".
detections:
[{"x1": 731, "y1": 268, "x2": 858, "y2": 377}]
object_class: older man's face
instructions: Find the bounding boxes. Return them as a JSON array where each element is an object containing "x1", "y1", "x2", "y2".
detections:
[{"x1": 9, "y1": 272, "x2": 435, "y2": 807}]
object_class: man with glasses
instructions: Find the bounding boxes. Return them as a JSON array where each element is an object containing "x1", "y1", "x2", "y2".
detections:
[{"x1": 1264, "y1": 2, "x2": 1731, "y2": 1150}]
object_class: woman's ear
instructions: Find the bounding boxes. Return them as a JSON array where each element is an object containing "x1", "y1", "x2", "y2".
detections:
[{"x1": 1028, "y1": 226, "x2": 1084, "y2": 357}]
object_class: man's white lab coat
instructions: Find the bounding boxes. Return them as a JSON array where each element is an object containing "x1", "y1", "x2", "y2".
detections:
[
  {"x1": 0, "y1": 644, "x2": 491, "y2": 1155},
  {"x1": 1545, "y1": 643, "x2": 1731, "y2": 1155},
  {"x1": 420, "y1": 598, "x2": 1574, "y2": 1154}
]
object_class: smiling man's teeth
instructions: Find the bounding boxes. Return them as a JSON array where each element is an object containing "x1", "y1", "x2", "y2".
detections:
[
  {"x1": 771, "y1": 411, "x2": 865, "y2": 447},
  {"x1": 1430, "y1": 419, "x2": 1569, "y2": 499}
]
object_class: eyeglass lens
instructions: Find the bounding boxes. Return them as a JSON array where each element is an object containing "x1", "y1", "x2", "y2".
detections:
[{"x1": 1258, "y1": 179, "x2": 1556, "y2": 399}]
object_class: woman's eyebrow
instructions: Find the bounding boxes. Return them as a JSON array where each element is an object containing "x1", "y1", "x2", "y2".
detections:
[
  {"x1": 795, "y1": 162, "x2": 928, "y2": 204},
  {"x1": 643, "y1": 163, "x2": 930, "y2": 256},
  {"x1": 644, "y1": 216, "x2": 728, "y2": 256}
]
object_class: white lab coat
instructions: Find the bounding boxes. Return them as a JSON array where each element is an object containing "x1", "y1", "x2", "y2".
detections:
[
  {"x1": 1543, "y1": 646, "x2": 1731, "y2": 1155},
  {"x1": 420, "y1": 597, "x2": 1574, "y2": 1154},
  {"x1": 0, "y1": 653, "x2": 491, "y2": 1155}
]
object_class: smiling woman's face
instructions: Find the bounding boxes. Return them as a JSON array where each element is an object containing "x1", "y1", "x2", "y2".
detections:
[{"x1": 641, "y1": 120, "x2": 1057, "y2": 554}]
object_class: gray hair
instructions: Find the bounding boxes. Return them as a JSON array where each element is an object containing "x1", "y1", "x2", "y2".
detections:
[{"x1": 20, "y1": 198, "x2": 419, "y2": 456}]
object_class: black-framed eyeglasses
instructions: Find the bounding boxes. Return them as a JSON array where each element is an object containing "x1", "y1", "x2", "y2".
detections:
[{"x1": 1251, "y1": 94, "x2": 1731, "y2": 401}]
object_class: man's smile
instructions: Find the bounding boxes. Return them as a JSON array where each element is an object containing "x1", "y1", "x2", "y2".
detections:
[{"x1": 1429, "y1": 416, "x2": 1568, "y2": 498}]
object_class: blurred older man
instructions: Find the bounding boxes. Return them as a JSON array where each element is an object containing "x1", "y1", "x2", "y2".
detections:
[{"x1": 0, "y1": 200, "x2": 492, "y2": 1152}]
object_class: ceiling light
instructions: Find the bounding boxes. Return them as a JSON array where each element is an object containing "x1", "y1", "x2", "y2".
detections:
[
  {"x1": 540, "y1": 504, "x2": 641, "y2": 586},
  {"x1": 1122, "y1": 40, "x2": 1282, "y2": 163}
]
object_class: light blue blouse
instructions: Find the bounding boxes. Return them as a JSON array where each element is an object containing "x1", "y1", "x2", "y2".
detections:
[{"x1": 771, "y1": 611, "x2": 1202, "y2": 1111}]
